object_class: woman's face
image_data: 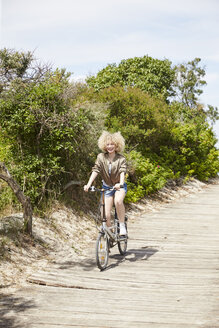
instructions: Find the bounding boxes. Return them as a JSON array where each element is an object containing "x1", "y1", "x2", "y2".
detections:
[{"x1": 106, "y1": 139, "x2": 116, "y2": 154}]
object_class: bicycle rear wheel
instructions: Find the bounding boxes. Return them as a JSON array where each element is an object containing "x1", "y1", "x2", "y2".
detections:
[{"x1": 96, "y1": 232, "x2": 109, "y2": 270}]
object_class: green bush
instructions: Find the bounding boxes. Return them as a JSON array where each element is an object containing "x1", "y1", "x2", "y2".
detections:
[
  {"x1": 125, "y1": 150, "x2": 174, "y2": 203},
  {"x1": 86, "y1": 55, "x2": 175, "y2": 100},
  {"x1": 158, "y1": 123, "x2": 219, "y2": 180},
  {"x1": 0, "y1": 183, "x2": 19, "y2": 212},
  {"x1": 0, "y1": 69, "x2": 106, "y2": 206},
  {"x1": 92, "y1": 85, "x2": 173, "y2": 155},
  {"x1": 88, "y1": 85, "x2": 219, "y2": 193}
]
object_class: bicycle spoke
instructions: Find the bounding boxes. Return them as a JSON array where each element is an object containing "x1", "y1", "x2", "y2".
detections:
[{"x1": 96, "y1": 233, "x2": 109, "y2": 270}]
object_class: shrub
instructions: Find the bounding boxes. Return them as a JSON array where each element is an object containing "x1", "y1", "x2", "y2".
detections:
[
  {"x1": 125, "y1": 150, "x2": 173, "y2": 202},
  {"x1": 0, "y1": 70, "x2": 106, "y2": 206}
]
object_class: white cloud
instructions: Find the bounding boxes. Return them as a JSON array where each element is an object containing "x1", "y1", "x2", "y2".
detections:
[
  {"x1": 205, "y1": 72, "x2": 219, "y2": 83},
  {"x1": 3, "y1": 0, "x2": 219, "y2": 62},
  {"x1": 3, "y1": 0, "x2": 219, "y2": 33}
]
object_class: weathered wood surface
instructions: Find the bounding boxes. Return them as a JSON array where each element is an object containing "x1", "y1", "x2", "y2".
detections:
[{"x1": 1, "y1": 184, "x2": 219, "y2": 327}]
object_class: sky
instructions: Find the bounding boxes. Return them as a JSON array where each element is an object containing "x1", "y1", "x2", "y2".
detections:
[{"x1": 1, "y1": 0, "x2": 219, "y2": 145}]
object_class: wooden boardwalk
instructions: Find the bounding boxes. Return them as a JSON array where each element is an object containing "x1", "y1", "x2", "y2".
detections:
[{"x1": 1, "y1": 183, "x2": 219, "y2": 328}]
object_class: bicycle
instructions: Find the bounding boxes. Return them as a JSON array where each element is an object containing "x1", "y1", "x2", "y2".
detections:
[{"x1": 89, "y1": 186, "x2": 128, "y2": 271}]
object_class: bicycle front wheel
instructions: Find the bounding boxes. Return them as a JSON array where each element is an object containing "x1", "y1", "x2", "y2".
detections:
[
  {"x1": 118, "y1": 236, "x2": 128, "y2": 255},
  {"x1": 118, "y1": 221, "x2": 128, "y2": 255},
  {"x1": 96, "y1": 232, "x2": 109, "y2": 271}
]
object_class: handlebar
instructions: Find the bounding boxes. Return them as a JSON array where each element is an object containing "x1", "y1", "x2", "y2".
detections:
[{"x1": 88, "y1": 185, "x2": 124, "y2": 192}]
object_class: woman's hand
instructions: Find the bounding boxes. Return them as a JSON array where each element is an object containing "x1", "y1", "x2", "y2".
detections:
[
  {"x1": 84, "y1": 185, "x2": 90, "y2": 192},
  {"x1": 114, "y1": 183, "x2": 121, "y2": 190},
  {"x1": 84, "y1": 172, "x2": 98, "y2": 192}
]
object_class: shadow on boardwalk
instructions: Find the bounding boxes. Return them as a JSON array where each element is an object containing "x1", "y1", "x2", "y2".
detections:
[
  {"x1": 55, "y1": 246, "x2": 158, "y2": 272},
  {"x1": 107, "y1": 246, "x2": 158, "y2": 270},
  {"x1": 0, "y1": 292, "x2": 36, "y2": 328}
]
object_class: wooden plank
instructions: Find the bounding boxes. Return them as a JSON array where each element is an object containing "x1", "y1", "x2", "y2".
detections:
[
  {"x1": 28, "y1": 324, "x2": 210, "y2": 328},
  {"x1": 27, "y1": 270, "x2": 218, "y2": 290},
  {"x1": 7, "y1": 310, "x2": 216, "y2": 326},
  {"x1": 7, "y1": 291, "x2": 217, "y2": 314},
  {"x1": 8, "y1": 283, "x2": 217, "y2": 327}
]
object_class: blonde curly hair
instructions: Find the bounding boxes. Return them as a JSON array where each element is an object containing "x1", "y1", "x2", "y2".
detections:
[{"x1": 98, "y1": 131, "x2": 125, "y2": 153}]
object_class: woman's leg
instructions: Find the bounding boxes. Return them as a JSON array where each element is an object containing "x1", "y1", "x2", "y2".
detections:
[
  {"x1": 104, "y1": 195, "x2": 114, "y2": 226},
  {"x1": 114, "y1": 189, "x2": 126, "y2": 223}
]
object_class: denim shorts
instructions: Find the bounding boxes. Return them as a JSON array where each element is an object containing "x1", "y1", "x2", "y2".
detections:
[{"x1": 102, "y1": 183, "x2": 127, "y2": 197}]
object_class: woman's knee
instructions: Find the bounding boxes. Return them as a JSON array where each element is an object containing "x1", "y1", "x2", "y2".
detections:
[{"x1": 115, "y1": 198, "x2": 124, "y2": 208}]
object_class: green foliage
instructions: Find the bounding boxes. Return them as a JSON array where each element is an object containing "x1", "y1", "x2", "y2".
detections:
[
  {"x1": 0, "y1": 50, "x2": 106, "y2": 207},
  {"x1": 95, "y1": 86, "x2": 173, "y2": 154},
  {"x1": 205, "y1": 105, "x2": 219, "y2": 127},
  {"x1": 0, "y1": 49, "x2": 218, "y2": 211},
  {"x1": 173, "y1": 58, "x2": 207, "y2": 108},
  {"x1": 86, "y1": 55, "x2": 175, "y2": 100},
  {"x1": 169, "y1": 101, "x2": 206, "y2": 124},
  {"x1": 0, "y1": 48, "x2": 34, "y2": 85},
  {"x1": 125, "y1": 150, "x2": 173, "y2": 203},
  {"x1": 0, "y1": 183, "x2": 18, "y2": 212},
  {"x1": 90, "y1": 85, "x2": 219, "y2": 193},
  {"x1": 159, "y1": 123, "x2": 219, "y2": 180}
]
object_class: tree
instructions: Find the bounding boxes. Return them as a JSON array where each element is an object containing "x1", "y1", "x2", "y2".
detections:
[
  {"x1": 86, "y1": 55, "x2": 175, "y2": 101},
  {"x1": 90, "y1": 85, "x2": 219, "y2": 182},
  {"x1": 0, "y1": 49, "x2": 105, "y2": 207},
  {"x1": 205, "y1": 105, "x2": 219, "y2": 127},
  {"x1": 0, "y1": 162, "x2": 32, "y2": 234},
  {"x1": 173, "y1": 58, "x2": 207, "y2": 108},
  {"x1": 0, "y1": 48, "x2": 51, "y2": 93},
  {"x1": 96, "y1": 85, "x2": 172, "y2": 154}
]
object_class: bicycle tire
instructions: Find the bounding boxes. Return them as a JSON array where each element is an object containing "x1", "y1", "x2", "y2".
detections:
[
  {"x1": 118, "y1": 222, "x2": 128, "y2": 255},
  {"x1": 96, "y1": 232, "x2": 109, "y2": 270}
]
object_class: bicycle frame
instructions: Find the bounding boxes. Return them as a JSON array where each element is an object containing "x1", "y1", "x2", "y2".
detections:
[
  {"x1": 90, "y1": 186, "x2": 123, "y2": 243},
  {"x1": 89, "y1": 185, "x2": 128, "y2": 270},
  {"x1": 102, "y1": 212, "x2": 120, "y2": 243}
]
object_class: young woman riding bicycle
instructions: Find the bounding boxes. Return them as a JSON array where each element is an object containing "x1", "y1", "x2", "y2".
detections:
[{"x1": 84, "y1": 131, "x2": 127, "y2": 236}]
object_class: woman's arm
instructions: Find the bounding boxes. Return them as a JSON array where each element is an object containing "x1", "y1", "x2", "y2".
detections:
[
  {"x1": 114, "y1": 172, "x2": 125, "y2": 190},
  {"x1": 119, "y1": 172, "x2": 125, "y2": 185},
  {"x1": 84, "y1": 171, "x2": 98, "y2": 192}
]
